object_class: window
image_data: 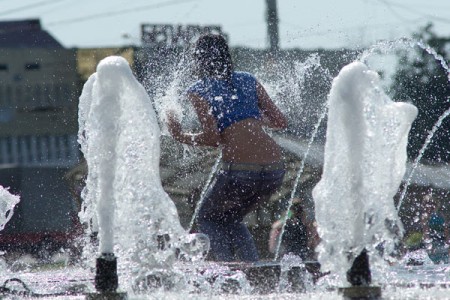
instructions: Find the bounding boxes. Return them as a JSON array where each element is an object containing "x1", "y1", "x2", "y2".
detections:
[
  {"x1": 0, "y1": 64, "x2": 8, "y2": 71},
  {"x1": 25, "y1": 63, "x2": 40, "y2": 71}
]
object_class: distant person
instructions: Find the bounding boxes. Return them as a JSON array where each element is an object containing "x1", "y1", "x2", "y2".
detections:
[
  {"x1": 167, "y1": 33, "x2": 287, "y2": 262},
  {"x1": 269, "y1": 198, "x2": 320, "y2": 261},
  {"x1": 421, "y1": 194, "x2": 449, "y2": 264}
]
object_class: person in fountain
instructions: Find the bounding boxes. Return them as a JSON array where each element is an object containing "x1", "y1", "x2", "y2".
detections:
[
  {"x1": 421, "y1": 193, "x2": 450, "y2": 264},
  {"x1": 167, "y1": 34, "x2": 287, "y2": 262},
  {"x1": 268, "y1": 198, "x2": 320, "y2": 261}
]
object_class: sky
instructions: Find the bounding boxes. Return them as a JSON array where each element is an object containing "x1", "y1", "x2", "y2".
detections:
[{"x1": 1, "y1": 0, "x2": 449, "y2": 50}]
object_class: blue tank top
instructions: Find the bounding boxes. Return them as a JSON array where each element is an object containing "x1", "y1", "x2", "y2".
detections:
[{"x1": 186, "y1": 71, "x2": 261, "y2": 132}]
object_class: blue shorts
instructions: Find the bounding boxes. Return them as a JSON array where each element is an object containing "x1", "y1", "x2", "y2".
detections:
[{"x1": 197, "y1": 164, "x2": 285, "y2": 262}]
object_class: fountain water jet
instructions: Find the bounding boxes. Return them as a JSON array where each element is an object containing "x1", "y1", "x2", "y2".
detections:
[
  {"x1": 81, "y1": 39, "x2": 446, "y2": 298},
  {"x1": 358, "y1": 37, "x2": 450, "y2": 230},
  {"x1": 147, "y1": 41, "x2": 448, "y2": 297},
  {"x1": 0, "y1": 40, "x2": 448, "y2": 298},
  {"x1": 0, "y1": 187, "x2": 20, "y2": 272},
  {"x1": 0, "y1": 31, "x2": 448, "y2": 298},
  {"x1": 78, "y1": 56, "x2": 193, "y2": 294},
  {"x1": 397, "y1": 107, "x2": 450, "y2": 212},
  {"x1": 312, "y1": 61, "x2": 418, "y2": 296},
  {"x1": 0, "y1": 187, "x2": 20, "y2": 232},
  {"x1": 0, "y1": 186, "x2": 20, "y2": 270},
  {"x1": 255, "y1": 54, "x2": 334, "y2": 261}
]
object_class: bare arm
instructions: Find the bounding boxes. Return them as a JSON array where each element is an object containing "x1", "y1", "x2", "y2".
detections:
[
  {"x1": 307, "y1": 221, "x2": 321, "y2": 255},
  {"x1": 167, "y1": 93, "x2": 221, "y2": 147},
  {"x1": 268, "y1": 220, "x2": 283, "y2": 253},
  {"x1": 256, "y1": 81, "x2": 288, "y2": 130}
]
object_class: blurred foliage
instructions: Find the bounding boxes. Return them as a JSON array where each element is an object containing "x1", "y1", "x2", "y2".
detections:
[{"x1": 390, "y1": 23, "x2": 450, "y2": 163}]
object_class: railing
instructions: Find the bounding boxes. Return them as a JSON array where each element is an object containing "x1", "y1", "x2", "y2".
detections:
[{"x1": 0, "y1": 134, "x2": 79, "y2": 167}]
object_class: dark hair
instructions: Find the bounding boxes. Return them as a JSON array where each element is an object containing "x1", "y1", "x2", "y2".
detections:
[{"x1": 193, "y1": 34, "x2": 233, "y2": 80}]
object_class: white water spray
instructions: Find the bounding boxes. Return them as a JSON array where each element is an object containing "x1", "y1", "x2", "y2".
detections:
[
  {"x1": 0, "y1": 187, "x2": 19, "y2": 231},
  {"x1": 78, "y1": 56, "x2": 187, "y2": 288},
  {"x1": 0, "y1": 186, "x2": 20, "y2": 271},
  {"x1": 397, "y1": 107, "x2": 450, "y2": 211},
  {"x1": 263, "y1": 54, "x2": 334, "y2": 260},
  {"x1": 312, "y1": 61, "x2": 418, "y2": 283}
]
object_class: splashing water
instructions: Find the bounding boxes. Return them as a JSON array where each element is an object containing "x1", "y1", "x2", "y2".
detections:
[
  {"x1": 0, "y1": 37, "x2": 449, "y2": 298},
  {"x1": 78, "y1": 56, "x2": 188, "y2": 290},
  {"x1": 71, "y1": 37, "x2": 447, "y2": 296},
  {"x1": 416, "y1": 40, "x2": 450, "y2": 82},
  {"x1": 0, "y1": 187, "x2": 19, "y2": 231},
  {"x1": 312, "y1": 61, "x2": 418, "y2": 284},
  {"x1": 274, "y1": 106, "x2": 328, "y2": 261},
  {"x1": 152, "y1": 52, "x2": 336, "y2": 239},
  {"x1": 152, "y1": 50, "x2": 194, "y2": 130},
  {"x1": 141, "y1": 47, "x2": 222, "y2": 234},
  {"x1": 138, "y1": 38, "x2": 448, "y2": 291},
  {"x1": 0, "y1": 186, "x2": 20, "y2": 271},
  {"x1": 397, "y1": 107, "x2": 450, "y2": 211},
  {"x1": 359, "y1": 38, "x2": 450, "y2": 213},
  {"x1": 188, "y1": 152, "x2": 222, "y2": 232},
  {"x1": 395, "y1": 40, "x2": 450, "y2": 211},
  {"x1": 268, "y1": 38, "x2": 449, "y2": 264},
  {"x1": 260, "y1": 53, "x2": 332, "y2": 138},
  {"x1": 269, "y1": 54, "x2": 335, "y2": 260}
]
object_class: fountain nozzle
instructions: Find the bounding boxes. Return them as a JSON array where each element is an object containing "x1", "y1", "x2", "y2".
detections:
[
  {"x1": 346, "y1": 249, "x2": 371, "y2": 286},
  {"x1": 339, "y1": 249, "x2": 381, "y2": 299},
  {"x1": 95, "y1": 253, "x2": 119, "y2": 292}
]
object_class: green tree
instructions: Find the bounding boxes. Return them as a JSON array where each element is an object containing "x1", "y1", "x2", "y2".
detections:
[{"x1": 390, "y1": 23, "x2": 450, "y2": 163}]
